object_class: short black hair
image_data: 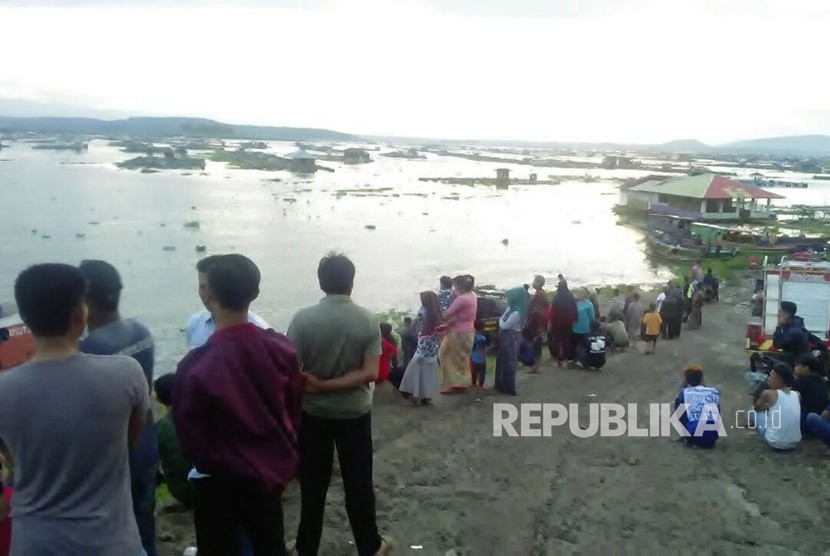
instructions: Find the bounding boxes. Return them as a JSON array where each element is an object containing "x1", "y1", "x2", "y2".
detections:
[
  {"x1": 780, "y1": 301, "x2": 797, "y2": 317},
  {"x1": 771, "y1": 362, "x2": 796, "y2": 387},
  {"x1": 196, "y1": 255, "x2": 223, "y2": 274},
  {"x1": 404, "y1": 316, "x2": 412, "y2": 324},
  {"x1": 440, "y1": 276, "x2": 452, "y2": 289},
  {"x1": 632, "y1": 293, "x2": 640, "y2": 301},
  {"x1": 14, "y1": 263, "x2": 86, "y2": 337},
  {"x1": 318, "y1": 252, "x2": 355, "y2": 295},
  {"x1": 796, "y1": 353, "x2": 823, "y2": 375},
  {"x1": 154, "y1": 373, "x2": 175, "y2": 406},
  {"x1": 79, "y1": 260, "x2": 122, "y2": 312},
  {"x1": 474, "y1": 319, "x2": 485, "y2": 331},
  {"x1": 379, "y1": 322, "x2": 393, "y2": 337},
  {"x1": 590, "y1": 319, "x2": 601, "y2": 332},
  {"x1": 452, "y1": 274, "x2": 475, "y2": 292},
  {"x1": 207, "y1": 254, "x2": 261, "y2": 311},
  {"x1": 649, "y1": 303, "x2": 657, "y2": 311},
  {"x1": 686, "y1": 368, "x2": 704, "y2": 387}
]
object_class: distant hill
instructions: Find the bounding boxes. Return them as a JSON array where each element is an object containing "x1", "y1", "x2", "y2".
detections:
[
  {"x1": 0, "y1": 116, "x2": 357, "y2": 142},
  {"x1": 718, "y1": 135, "x2": 830, "y2": 156},
  {"x1": 653, "y1": 139, "x2": 709, "y2": 153}
]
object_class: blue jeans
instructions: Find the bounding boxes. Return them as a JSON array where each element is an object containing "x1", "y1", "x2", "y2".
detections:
[
  {"x1": 806, "y1": 413, "x2": 830, "y2": 448},
  {"x1": 132, "y1": 466, "x2": 158, "y2": 556}
]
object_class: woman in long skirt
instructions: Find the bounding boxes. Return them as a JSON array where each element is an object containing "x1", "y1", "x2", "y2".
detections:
[
  {"x1": 400, "y1": 292, "x2": 442, "y2": 405},
  {"x1": 495, "y1": 287, "x2": 527, "y2": 395},
  {"x1": 439, "y1": 275, "x2": 478, "y2": 394}
]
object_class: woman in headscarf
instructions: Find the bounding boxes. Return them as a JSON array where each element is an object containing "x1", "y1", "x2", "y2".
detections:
[
  {"x1": 495, "y1": 287, "x2": 528, "y2": 395},
  {"x1": 523, "y1": 275, "x2": 550, "y2": 374},
  {"x1": 400, "y1": 291, "x2": 443, "y2": 405},
  {"x1": 439, "y1": 275, "x2": 478, "y2": 394},
  {"x1": 548, "y1": 280, "x2": 578, "y2": 367}
]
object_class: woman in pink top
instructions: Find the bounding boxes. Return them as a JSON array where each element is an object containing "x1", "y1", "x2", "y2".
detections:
[{"x1": 439, "y1": 275, "x2": 478, "y2": 393}]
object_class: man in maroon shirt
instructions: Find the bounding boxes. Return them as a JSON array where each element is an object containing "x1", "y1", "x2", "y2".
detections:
[{"x1": 173, "y1": 254, "x2": 303, "y2": 556}]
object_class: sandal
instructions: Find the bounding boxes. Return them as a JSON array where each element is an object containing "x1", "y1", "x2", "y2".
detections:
[{"x1": 376, "y1": 535, "x2": 394, "y2": 556}]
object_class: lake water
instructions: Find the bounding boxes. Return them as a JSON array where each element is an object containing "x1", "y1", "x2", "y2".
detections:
[{"x1": 0, "y1": 140, "x2": 824, "y2": 373}]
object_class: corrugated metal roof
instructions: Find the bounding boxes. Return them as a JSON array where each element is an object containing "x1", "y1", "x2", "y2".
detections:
[{"x1": 629, "y1": 174, "x2": 783, "y2": 200}]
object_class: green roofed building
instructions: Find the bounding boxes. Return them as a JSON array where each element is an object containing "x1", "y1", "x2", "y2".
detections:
[{"x1": 621, "y1": 173, "x2": 783, "y2": 221}]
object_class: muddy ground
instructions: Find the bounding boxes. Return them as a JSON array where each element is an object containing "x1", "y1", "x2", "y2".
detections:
[{"x1": 157, "y1": 274, "x2": 830, "y2": 555}]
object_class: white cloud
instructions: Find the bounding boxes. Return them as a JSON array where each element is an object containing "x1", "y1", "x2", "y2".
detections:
[{"x1": 0, "y1": 0, "x2": 827, "y2": 143}]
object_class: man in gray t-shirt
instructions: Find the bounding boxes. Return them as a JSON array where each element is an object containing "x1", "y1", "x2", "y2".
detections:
[{"x1": 0, "y1": 263, "x2": 150, "y2": 556}]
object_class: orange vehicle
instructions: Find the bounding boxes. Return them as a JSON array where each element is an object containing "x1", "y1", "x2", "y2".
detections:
[{"x1": 0, "y1": 305, "x2": 35, "y2": 371}]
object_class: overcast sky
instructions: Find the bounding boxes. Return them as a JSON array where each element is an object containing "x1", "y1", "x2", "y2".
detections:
[{"x1": 1, "y1": 0, "x2": 828, "y2": 143}]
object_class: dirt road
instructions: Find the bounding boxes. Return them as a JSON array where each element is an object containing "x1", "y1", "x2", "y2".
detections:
[{"x1": 157, "y1": 283, "x2": 830, "y2": 555}]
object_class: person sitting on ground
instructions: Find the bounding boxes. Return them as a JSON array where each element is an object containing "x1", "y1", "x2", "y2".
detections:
[
  {"x1": 773, "y1": 301, "x2": 809, "y2": 360},
  {"x1": 602, "y1": 311, "x2": 629, "y2": 350},
  {"x1": 675, "y1": 365, "x2": 720, "y2": 448},
  {"x1": 0, "y1": 264, "x2": 150, "y2": 555},
  {"x1": 174, "y1": 254, "x2": 303, "y2": 555},
  {"x1": 471, "y1": 319, "x2": 489, "y2": 391},
  {"x1": 805, "y1": 403, "x2": 830, "y2": 456},
  {"x1": 398, "y1": 317, "x2": 418, "y2": 368},
  {"x1": 793, "y1": 353, "x2": 829, "y2": 434},
  {"x1": 438, "y1": 275, "x2": 454, "y2": 312},
  {"x1": 580, "y1": 320, "x2": 607, "y2": 371},
  {"x1": 752, "y1": 363, "x2": 802, "y2": 451},
  {"x1": 153, "y1": 373, "x2": 194, "y2": 508},
  {"x1": 642, "y1": 303, "x2": 662, "y2": 355}
]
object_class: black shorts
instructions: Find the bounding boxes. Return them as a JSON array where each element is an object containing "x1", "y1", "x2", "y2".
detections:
[{"x1": 645, "y1": 334, "x2": 659, "y2": 342}]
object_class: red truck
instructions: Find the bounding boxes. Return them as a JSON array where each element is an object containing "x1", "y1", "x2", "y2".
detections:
[{"x1": 0, "y1": 305, "x2": 35, "y2": 372}]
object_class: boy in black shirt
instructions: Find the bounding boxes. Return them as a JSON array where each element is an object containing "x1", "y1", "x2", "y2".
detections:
[{"x1": 581, "y1": 320, "x2": 607, "y2": 371}]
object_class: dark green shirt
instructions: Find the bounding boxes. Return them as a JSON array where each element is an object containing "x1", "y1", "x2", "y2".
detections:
[
  {"x1": 156, "y1": 413, "x2": 192, "y2": 506},
  {"x1": 287, "y1": 295, "x2": 382, "y2": 418}
]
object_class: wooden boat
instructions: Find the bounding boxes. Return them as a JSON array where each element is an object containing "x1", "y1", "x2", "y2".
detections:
[{"x1": 646, "y1": 236, "x2": 738, "y2": 261}]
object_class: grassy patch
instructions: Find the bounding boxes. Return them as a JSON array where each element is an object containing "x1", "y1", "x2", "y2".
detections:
[{"x1": 209, "y1": 150, "x2": 257, "y2": 169}]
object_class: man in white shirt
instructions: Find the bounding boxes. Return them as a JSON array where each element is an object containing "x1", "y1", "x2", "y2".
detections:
[
  {"x1": 656, "y1": 286, "x2": 668, "y2": 313},
  {"x1": 186, "y1": 255, "x2": 270, "y2": 350}
]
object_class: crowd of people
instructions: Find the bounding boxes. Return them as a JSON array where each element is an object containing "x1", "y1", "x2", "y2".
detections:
[
  {"x1": 0, "y1": 251, "x2": 827, "y2": 556},
  {"x1": 385, "y1": 261, "x2": 720, "y2": 402},
  {"x1": 0, "y1": 253, "x2": 391, "y2": 556}
]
